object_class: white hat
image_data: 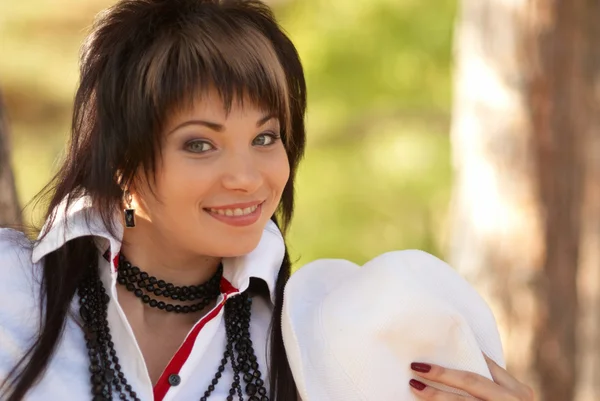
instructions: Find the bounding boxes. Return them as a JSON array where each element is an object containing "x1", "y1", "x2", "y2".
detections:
[{"x1": 282, "y1": 250, "x2": 505, "y2": 400}]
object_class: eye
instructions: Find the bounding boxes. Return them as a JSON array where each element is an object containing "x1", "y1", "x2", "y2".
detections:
[
  {"x1": 253, "y1": 132, "x2": 281, "y2": 147},
  {"x1": 185, "y1": 140, "x2": 214, "y2": 153}
]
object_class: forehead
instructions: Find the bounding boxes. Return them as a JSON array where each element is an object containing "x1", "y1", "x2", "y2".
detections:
[{"x1": 164, "y1": 88, "x2": 277, "y2": 131}]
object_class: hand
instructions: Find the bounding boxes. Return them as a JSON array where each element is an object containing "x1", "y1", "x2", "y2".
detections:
[{"x1": 408, "y1": 354, "x2": 534, "y2": 400}]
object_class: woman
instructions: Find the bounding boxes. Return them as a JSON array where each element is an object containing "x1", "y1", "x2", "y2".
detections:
[{"x1": 0, "y1": 0, "x2": 533, "y2": 400}]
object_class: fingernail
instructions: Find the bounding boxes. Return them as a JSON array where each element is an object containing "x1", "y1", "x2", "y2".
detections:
[
  {"x1": 410, "y1": 362, "x2": 431, "y2": 373},
  {"x1": 409, "y1": 379, "x2": 427, "y2": 391}
]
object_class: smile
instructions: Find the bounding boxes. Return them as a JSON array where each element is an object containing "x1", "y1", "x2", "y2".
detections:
[
  {"x1": 203, "y1": 201, "x2": 264, "y2": 227},
  {"x1": 207, "y1": 204, "x2": 259, "y2": 216}
]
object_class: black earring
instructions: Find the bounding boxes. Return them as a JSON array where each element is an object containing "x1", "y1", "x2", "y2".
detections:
[{"x1": 124, "y1": 190, "x2": 136, "y2": 228}]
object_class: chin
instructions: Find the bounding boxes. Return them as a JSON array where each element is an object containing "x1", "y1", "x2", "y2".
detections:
[
  {"x1": 199, "y1": 229, "x2": 264, "y2": 258},
  {"x1": 211, "y1": 242, "x2": 261, "y2": 258}
]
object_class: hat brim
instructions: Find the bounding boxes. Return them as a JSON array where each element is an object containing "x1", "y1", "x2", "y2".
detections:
[{"x1": 282, "y1": 250, "x2": 505, "y2": 400}]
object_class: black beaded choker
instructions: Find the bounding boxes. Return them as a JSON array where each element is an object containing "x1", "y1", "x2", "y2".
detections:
[
  {"x1": 77, "y1": 255, "x2": 269, "y2": 401},
  {"x1": 116, "y1": 254, "x2": 222, "y2": 314}
]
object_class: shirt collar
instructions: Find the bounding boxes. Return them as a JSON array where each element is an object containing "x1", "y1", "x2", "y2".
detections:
[{"x1": 31, "y1": 196, "x2": 284, "y2": 304}]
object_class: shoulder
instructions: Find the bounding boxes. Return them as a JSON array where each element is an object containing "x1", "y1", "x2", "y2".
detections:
[
  {"x1": 0, "y1": 226, "x2": 41, "y2": 303},
  {"x1": 0, "y1": 227, "x2": 38, "y2": 289},
  {"x1": 0, "y1": 227, "x2": 34, "y2": 258},
  {"x1": 0, "y1": 228, "x2": 42, "y2": 367}
]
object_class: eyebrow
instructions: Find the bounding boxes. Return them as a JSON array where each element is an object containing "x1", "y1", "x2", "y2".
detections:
[{"x1": 168, "y1": 113, "x2": 277, "y2": 135}]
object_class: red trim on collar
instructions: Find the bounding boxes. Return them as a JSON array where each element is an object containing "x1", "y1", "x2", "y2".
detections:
[
  {"x1": 152, "y1": 277, "x2": 239, "y2": 401},
  {"x1": 220, "y1": 276, "x2": 237, "y2": 294},
  {"x1": 102, "y1": 249, "x2": 119, "y2": 273},
  {"x1": 112, "y1": 253, "x2": 120, "y2": 272}
]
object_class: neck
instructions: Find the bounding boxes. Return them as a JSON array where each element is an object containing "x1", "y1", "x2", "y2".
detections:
[
  {"x1": 118, "y1": 220, "x2": 223, "y2": 327},
  {"x1": 120, "y1": 221, "x2": 222, "y2": 287}
]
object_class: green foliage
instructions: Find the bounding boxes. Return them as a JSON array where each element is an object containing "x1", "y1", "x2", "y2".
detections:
[
  {"x1": 277, "y1": 0, "x2": 457, "y2": 266},
  {"x1": 288, "y1": 121, "x2": 453, "y2": 266},
  {"x1": 277, "y1": 0, "x2": 456, "y2": 137}
]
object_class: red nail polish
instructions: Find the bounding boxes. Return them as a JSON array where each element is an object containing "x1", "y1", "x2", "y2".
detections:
[
  {"x1": 409, "y1": 379, "x2": 427, "y2": 391},
  {"x1": 411, "y1": 363, "x2": 431, "y2": 373}
]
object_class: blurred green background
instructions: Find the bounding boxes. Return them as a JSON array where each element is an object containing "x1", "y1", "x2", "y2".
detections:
[{"x1": 0, "y1": 0, "x2": 457, "y2": 268}]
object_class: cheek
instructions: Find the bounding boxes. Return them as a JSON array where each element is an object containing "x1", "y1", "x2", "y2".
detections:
[
  {"x1": 268, "y1": 147, "x2": 291, "y2": 193},
  {"x1": 153, "y1": 154, "x2": 213, "y2": 210}
]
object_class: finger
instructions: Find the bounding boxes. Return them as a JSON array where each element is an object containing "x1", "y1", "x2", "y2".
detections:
[
  {"x1": 482, "y1": 354, "x2": 518, "y2": 389},
  {"x1": 409, "y1": 379, "x2": 471, "y2": 400},
  {"x1": 483, "y1": 354, "x2": 535, "y2": 400},
  {"x1": 410, "y1": 362, "x2": 510, "y2": 400}
]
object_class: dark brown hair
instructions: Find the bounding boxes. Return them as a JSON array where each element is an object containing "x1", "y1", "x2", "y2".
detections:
[{"x1": 0, "y1": 0, "x2": 306, "y2": 399}]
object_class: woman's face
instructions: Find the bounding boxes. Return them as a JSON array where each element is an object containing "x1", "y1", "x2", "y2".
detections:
[{"x1": 132, "y1": 90, "x2": 290, "y2": 257}]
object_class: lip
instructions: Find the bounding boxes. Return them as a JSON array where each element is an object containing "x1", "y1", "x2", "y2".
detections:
[{"x1": 203, "y1": 201, "x2": 265, "y2": 227}]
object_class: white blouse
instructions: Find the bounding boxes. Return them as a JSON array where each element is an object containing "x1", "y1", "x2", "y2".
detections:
[{"x1": 0, "y1": 198, "x2": 285, "y2": 400}]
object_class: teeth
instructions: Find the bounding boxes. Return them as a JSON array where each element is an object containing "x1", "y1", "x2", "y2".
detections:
[{"x1": 209, "y1": 204, "x2": 259, "y2": 216}]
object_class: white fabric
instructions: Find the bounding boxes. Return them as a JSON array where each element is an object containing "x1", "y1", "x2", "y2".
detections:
[
  {"x1": 282, "y1": 250, "x2": 505, "y2": 401},
  {"x1": 0, "y1": 196, "x2": 506, "y2": 401},
  {"x1": 0, "y1": 197, "x2": 284, "y2": 401}
]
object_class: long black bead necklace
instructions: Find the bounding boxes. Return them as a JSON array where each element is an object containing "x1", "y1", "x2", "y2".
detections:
[
  {"x1": 79, "y1": 261, "x2": 140, "y2": 401},
  {"x1": 77, "y1": 255, "x2": 269, "y2": 401}
]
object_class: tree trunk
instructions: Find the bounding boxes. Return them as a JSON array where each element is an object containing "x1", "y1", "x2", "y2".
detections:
[
  {"x1": 450, "y1": 1, "x2": 598, "y2": 400},
  {"x1": 449, "y1": 0, "x2": 543, "y2": 388},
  {"x1": 524, "y1": 2, "x2": 594, "y2": 400},
  {"x1": 0, "y1": 93, "x2": 21, "y2": 227},
  {"x1": 576, "y1": 1, "x2": 600, "y2": 399}
]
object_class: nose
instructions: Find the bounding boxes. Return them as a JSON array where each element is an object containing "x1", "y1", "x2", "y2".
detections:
[{"x1": 220, "y1": 151, "x2": 263, "y2": 193}]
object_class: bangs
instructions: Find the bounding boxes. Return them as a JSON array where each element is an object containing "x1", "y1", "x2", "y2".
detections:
[{"x1": 138, "y1": 15, "x2": 291, "y2": 144}]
